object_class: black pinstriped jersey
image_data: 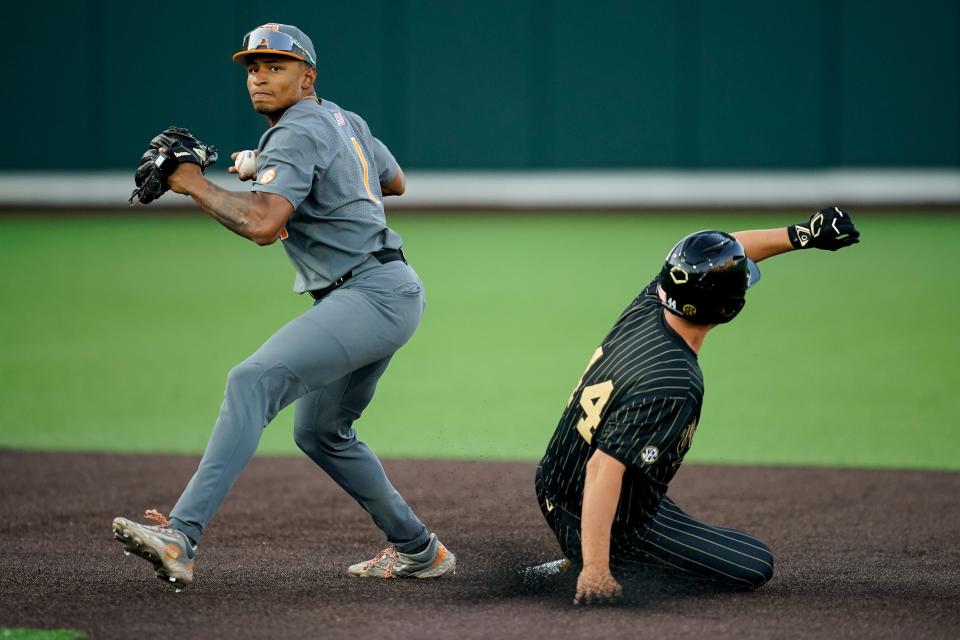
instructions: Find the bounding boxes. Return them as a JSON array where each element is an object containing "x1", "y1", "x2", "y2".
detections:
[{"x1": 538, "y1": 278, "x2": 704, "y2": 535}]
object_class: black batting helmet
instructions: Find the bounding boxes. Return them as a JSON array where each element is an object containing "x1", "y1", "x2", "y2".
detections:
[{"x1": 656, "y1": 230, "x2": 761, "y2": 325}]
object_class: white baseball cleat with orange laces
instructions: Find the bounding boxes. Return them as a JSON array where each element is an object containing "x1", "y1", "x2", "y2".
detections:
[
  {"x1": 348, "y1": 533, "x2": 456, "y2": 578},
  {"x1": 112, "y1": 509, "x2": 196, "y2": 590}
]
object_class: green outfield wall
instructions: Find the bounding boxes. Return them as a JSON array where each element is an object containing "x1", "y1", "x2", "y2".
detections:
[{"x1": 11, "y1": 0, "x2": 959, "y2": 170}]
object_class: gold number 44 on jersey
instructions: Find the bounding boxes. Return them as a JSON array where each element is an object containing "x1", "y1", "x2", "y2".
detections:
[
  {"x1": 567, "y1": 347, "x2": 604, "y2": 407},
  {"x1": 576, "y1": 380, "x2": 614, "y2": 444},
  {"x1": 567, "y1": 346, "x2": 615, "y2": 444}
]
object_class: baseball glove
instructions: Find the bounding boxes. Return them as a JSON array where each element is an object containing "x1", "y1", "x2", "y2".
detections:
[{"x1": 129, "y1": 126, "x2": 218, "y2": 205}]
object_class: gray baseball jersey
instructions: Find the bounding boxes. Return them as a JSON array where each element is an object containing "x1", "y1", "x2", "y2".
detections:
[{"x1": 251, "y1": 98, "x2": 404, "y2": 293}]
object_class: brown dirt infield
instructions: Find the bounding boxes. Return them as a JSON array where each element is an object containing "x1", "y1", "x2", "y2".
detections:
[{"x1": 1, "y1": 450, "x2": 958, "y2": 639}]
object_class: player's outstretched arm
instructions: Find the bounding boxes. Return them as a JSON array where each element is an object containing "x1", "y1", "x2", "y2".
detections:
[
  {"x1": 730, "y1": 227, "x2": 793, "y2": 263},
  {"x1": 168, "y1": 164, "x2": 293, "y2": 245},
  {"x1": 733, "y1": 207, "x2": 860, "y2": 263},
  {"x1": 575, "y1": 449, "x2": 625, "y2": 605}
]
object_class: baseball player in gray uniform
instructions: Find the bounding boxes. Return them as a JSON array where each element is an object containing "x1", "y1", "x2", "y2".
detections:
[{"x1": 112, "y1": 23, "x2": 455, "y2": 589}]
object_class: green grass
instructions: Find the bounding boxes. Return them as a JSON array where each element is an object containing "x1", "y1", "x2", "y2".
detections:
[
  {"x1": 0, "y1": 629, "x2": 84, "y2": 640},
  {"x1": 0, "y1": 212, "x2": 957, "y2": 470}
]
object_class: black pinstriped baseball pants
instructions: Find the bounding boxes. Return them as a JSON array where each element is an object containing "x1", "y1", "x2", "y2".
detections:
[{"x1": 535, "y1": 468, "x2": 774, "y2": 589}]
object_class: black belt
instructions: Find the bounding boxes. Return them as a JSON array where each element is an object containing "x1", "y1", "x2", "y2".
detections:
[{"x1": 308, "y1": 248, "x2": 407, "y2": 301}]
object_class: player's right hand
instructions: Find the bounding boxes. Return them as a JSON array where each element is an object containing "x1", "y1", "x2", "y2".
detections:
[
  {"x1": 573, "y1": 565, "x2": 623, "y2": 606},
  {"x1": 788, "y1": 206, "x2": 860, "y2": 251},
  {"x1": 229, "y1": 150, "x2": 258, "y2": 181}
]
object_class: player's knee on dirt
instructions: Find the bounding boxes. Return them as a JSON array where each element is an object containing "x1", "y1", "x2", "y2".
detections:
[{"x1": 733, "y1": 543, "x2": 775, "y2": 589}]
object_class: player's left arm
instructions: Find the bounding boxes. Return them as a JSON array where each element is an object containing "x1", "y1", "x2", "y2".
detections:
[
  {"x1": 574, "y1": 449, "x2": 625, "y2": 605},
  {"x1": 380, "y1": 167, "x2": 406, "y2": 197},
  {"x1": 733, "y1": 206, "x2": 860, "y2": 263},
  {"x1": 367, "y1": 134, "x2": 405, "y2": 197},
  {"x1": 167, "y1": 165, "x2": 293, "y2": 245}
]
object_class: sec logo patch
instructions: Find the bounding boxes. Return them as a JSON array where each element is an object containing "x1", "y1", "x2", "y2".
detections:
[
  {"x1": 258, "y1": 168, "x2": 277, "y2": 184},
  {"x1": 641, "y1": 446, "x2": 659, "y2": 464}
]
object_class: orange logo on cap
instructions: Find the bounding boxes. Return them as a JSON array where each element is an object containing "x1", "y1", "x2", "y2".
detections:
[{"x1": 259, "y1": 24, "x2": 281, "y2": 30}]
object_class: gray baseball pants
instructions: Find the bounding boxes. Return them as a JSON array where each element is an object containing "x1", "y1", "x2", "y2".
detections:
[{"x1": 168, "y1": 256, "x2": 430, "y2": 553}]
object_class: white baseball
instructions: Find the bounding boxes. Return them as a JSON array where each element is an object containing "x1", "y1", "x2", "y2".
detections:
[{"x1": 234, "y1": 150, "x2": 258, "y2": 180}]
